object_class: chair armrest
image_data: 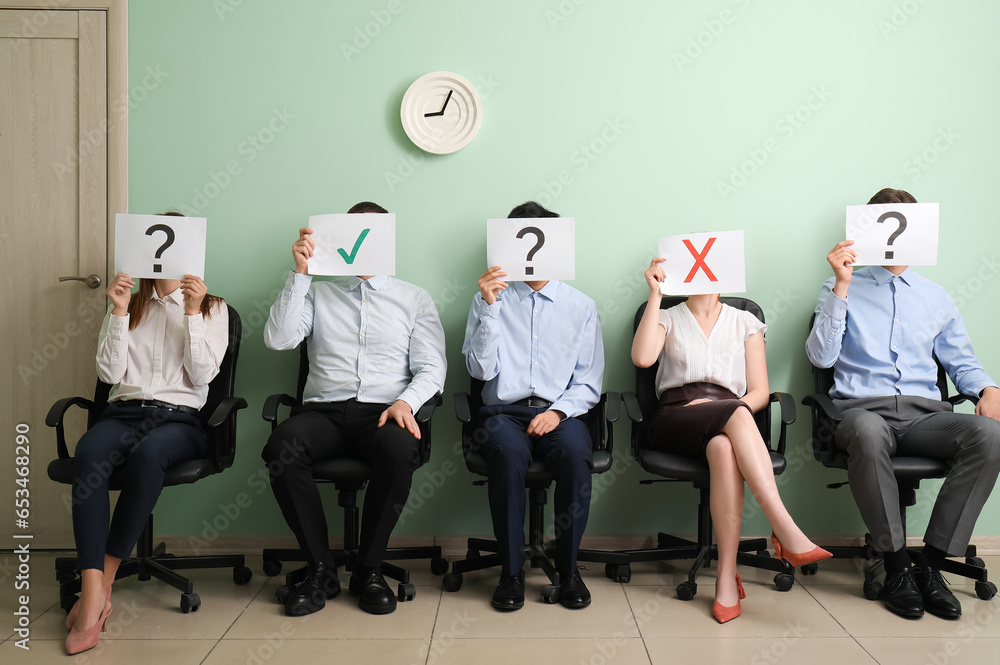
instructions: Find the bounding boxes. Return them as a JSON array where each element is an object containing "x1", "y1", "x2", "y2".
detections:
[
  {"x1": 622, "y1": 392, "x2": 642, "y2": 424},
  {"x1": 604, "y1": 392, "x2": 621, "y2": 424},
  {"x1": 949, "y1": 393, "x2": 979, "y2": 407},
  {"x1": 769, "y1": 392, "x2": 795, "y2": 456},
  {"x1": 45, "y1": 396, "x2": 93, "y2": 459},
  {"x1": 262, "y1": 393, "x2": 297, "y2": 431},
  {"x1": 453, "y1": 392, "x2": 472, "y2": 423},
  {"x1": 416, "y1": 393, "x2": 442, "y2": 423},
  {"x1": 206, "y1": 396, "x2": 248, "y2": 429},
  {"x1": 801, "y1": 393, "x2": 844, "y2": 422}
]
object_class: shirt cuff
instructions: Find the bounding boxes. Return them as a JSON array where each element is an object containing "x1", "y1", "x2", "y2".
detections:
[
  {"x1": 822, "y1": 292, "x2": 848, "y2": 321},
  {"x1": 290, "y1": 271, "x2": 312, "y2": 295},
  {"x1": 185, "y1": 311, "x2": 206, "y2": 338},
  {"x1": 107, "y1": 313, "x2": 129, "y2": 339}
]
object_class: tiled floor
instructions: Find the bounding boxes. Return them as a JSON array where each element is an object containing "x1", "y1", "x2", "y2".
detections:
[{"x1": 3, "y1": 552, "x2": 999, "y2": 664}]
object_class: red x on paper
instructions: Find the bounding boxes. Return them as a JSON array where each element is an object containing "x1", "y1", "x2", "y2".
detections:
[{"x1": 683, "y1": 237, "x2": 718, "y2": 283}]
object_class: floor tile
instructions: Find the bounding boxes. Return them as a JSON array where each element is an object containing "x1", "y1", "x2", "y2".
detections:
[
  {"x1": 646, "y1": 637, "x2": 878, "y2": 665},
  {"x1": 225, "y1": 585, "x2": 440, "y2": 640},
  {"x1": 428, "y1": 638, "x2": 651, "y2": 665},
  {"x1": 205, "y1": 638, "x2": 431, "y2": 665},
  {"x1": 0, "y1": 638, "x2": 218, "y2": 663},
  {"x1": 626, "y1": 582, "x2": 846, "y2": 638},
  {"x1": 857, "y1": 637, "x2": 1000, "y2": 665}
]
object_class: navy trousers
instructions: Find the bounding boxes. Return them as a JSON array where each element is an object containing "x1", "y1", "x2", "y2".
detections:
[
  {"x1": 72, "y1": 403, "x2": 207, "y2": 570},
  {"x1": 478, "y1": 405, "x2": 593, "y2": 578}
]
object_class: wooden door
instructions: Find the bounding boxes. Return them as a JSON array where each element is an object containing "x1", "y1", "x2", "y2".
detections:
[{"x1": 1, "y1": 5, "x2": 124, "y2": 548}]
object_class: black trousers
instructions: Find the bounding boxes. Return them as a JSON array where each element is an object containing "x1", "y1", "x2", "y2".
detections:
[
  {"x1": 261, "y1": 400, "x2": 422, "y2": 569},
  {"x1": 72, "y1": 403, "x2": 207, "y2": 570}
]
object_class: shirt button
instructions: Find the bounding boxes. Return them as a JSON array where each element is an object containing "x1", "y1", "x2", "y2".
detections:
[
  {"x1": 534, "y1": 361, "x2": 538, "y2": 365},
  {"x1": 534, "y1": 335, "x2": 538, "y2": 339}
]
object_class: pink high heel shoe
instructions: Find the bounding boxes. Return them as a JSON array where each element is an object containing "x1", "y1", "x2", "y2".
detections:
[
  {"x1": 66, "y1": 585, "x2": 112, "y2": 631},
  {"x1": 65, "y1": 599, "x2": 113, "y2": 655},
  {"x1": 712, "y1": 574, "x2": 746, "y2": 624},
  {"x1": 771, "y1": 532, "x2": 832, "y2": 568}
]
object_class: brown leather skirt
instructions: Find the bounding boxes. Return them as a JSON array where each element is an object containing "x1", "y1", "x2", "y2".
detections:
[{"x1": 646, "y1": 382, "x2": 750, "y2": 458}]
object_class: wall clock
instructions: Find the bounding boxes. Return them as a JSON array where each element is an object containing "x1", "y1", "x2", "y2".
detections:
[{"x1": 400, "y1": 71, "x2": 482, "y2": 154}]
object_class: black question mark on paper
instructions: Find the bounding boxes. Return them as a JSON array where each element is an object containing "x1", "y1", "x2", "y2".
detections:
[
  {"x1": 877, "y1": 211, "x2": 907, "y2": 260},
  {"x1": 515, "y1": 226, "x2": 545, "y2": 276},
  {"x1": 145, "y1": 224, "x2": 176, "y2": 273}
]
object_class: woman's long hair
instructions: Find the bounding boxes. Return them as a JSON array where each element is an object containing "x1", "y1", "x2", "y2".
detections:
[{"x1": 126, "y1": 211, "x2": 223, "y2": 330}]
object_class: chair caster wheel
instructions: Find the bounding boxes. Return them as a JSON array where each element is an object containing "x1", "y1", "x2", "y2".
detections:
[
  {"x1": 262, "y1": 559, "x2": 282, "y2": 577},
  {"x1": 863, "y1": 580, "x2": 883, "y2": 600},
  {"x1": 541, "y1": 585, "x2": 560, "y2": 604},
  {"x1": 275, "y1": 584, "x2": 294, "y2": 605},
  {"x1": 61, "y1": 595, "x2": 79, "y2": 613},
  {"x1": 801, "y1": 563, "x2": 819, "y2": 576},
  {"x1": 609, "y1": 564, "x2": 631, "y2": 583},
  {"x1": 398, "y1": 582, "x2": 416, "y2": 602},
  {"x1": 976, "y1": 581, "x2": 997, "y2": 600},
  {"x1": 431, "y1": 557, "x2": 449, "y2": 576},
  {"x1": 233, "y1": 566, "x2": 253, "y2": 585},
  {"x1": 442, "y1": 573, "x2": 463, "y2": 592},
  {"x1": 774, "y1": 573, "x2": 795, "y2": 591},
  {"x1": 967, "y1": 556, "x2": 986, "y2": 569},
  {"x1": 676, "y1": 581, "x2": 697, "y2": 600},
  {"x1": 180, "y1": 592, "x2": 201, "y2": 613}
]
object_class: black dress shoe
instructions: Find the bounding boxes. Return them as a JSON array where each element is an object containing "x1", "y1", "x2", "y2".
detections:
[
  {"x1": 349, "y1": 567, "x2": 397, "y2": 615},
  {"x1": 882, "y1": 567, "x2": 924, "y2": 619},
  {"x1": 284, "y1": 562, "x2": 341, "y2": 617},
  {"x1": 491, "y1": 570, "x2": 525, "y2": 611},
  {"x1": 559, "y1": 568, "x2": 592, "y2": 609},
  {"x1": 914, "y1": 567, "x2": 962, "y2": 619}
]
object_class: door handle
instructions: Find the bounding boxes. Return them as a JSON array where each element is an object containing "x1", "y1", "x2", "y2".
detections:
[{"x1": 58, "y1": 274, "x2": 102, "y2": 289}]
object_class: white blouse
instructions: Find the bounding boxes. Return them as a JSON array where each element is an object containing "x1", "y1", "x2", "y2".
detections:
[
  {"x1": 97, "y1": 288, "x2": 229, "y2": 409},
  {"x1": 654, "y1": 302, "x2": 766, "y2": 399}
]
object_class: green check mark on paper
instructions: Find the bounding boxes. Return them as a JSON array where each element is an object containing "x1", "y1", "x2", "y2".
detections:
[{"x1": 337, "y1": 228, "x2": 371, "y2": 264}]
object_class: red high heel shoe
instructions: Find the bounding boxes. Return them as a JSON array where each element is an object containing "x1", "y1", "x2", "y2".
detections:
[
  {"x1": 771, "y1": 532, "x2": 832, "y2": 568},
  {"x1": 66, "y1": 585, "x2": 112, "y2": 631},
  {"x1": 65, "y1": 599, "x2": 113, "y2": 655},
  {"x1": 712, "y1": 574, "x2": 746, "y2": 624}
]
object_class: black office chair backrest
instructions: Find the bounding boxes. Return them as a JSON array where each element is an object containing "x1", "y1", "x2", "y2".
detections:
[
  {"x1": 84, "y1": 304, "x2": 242, "y2": 469},
  {"x1": 632, "y1": 296, "x2": 767, "y2": 452}
]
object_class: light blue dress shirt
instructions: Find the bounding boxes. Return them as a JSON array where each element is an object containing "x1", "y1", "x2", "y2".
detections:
[
  {"x1": 462, "y1": 280, "x2": 604, "y2": 419},
  {"x1": 264, "y1": 271, "x2": 446, "y2": 413},
  {"x1": 806, "y1": 266, "x2": 995, "y2": 400}
]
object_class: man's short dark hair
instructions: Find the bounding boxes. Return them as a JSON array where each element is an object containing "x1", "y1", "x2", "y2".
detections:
[
  {"x1": 868, "y1": 188, "x2": 917, "y2": 205},
  {"x1": 508, "y1": 201, "x2": 559, "y2": 219},
  {"x1": 348, "y1": 201, "x2": 388, "y2": 214}
]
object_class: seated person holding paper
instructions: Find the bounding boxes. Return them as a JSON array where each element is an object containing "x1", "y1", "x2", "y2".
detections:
[
  {"x1": 462, "y1": 201, "x2": 604, "y2": 611},
  {"x1": 68, "y1": 211, "x2": 228, "y2": 654},
  {"x1": 806, "y1": 187, "x2": 1000, "y2": 620},
  {"x1": 262, "y1": 201, "x2": 446, "y2": 617},
  {"x1": 632, "y1": 258, "x2": 829, "y2": 624}
]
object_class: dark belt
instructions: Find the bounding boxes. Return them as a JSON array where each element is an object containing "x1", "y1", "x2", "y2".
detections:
[
  {"x1": 116, "y1": 399, "x2": 199, "y2": 415},
  {"x1": 511, "y1": 396, "x2": 553, "y2": 409}
]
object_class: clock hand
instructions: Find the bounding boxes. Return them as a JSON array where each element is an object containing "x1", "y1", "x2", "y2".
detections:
[{"x1": 423, "y1": 89, "x2": 454, "y2": 117}]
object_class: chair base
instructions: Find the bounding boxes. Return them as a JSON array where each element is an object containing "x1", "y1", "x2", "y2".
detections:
[
  {"x1": 55, "y1": 524, "x2": 251, "y2": 615},
  {"x1": 819, "y1": 533, "x2": 997, "y2": 601},
  {"x1": 261, "y1": 544, "x2": 447, "y2": 602}
]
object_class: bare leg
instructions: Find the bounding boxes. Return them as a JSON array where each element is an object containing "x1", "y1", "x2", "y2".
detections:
[
  {"x1": 73, "y1": 569, "x2": 106, "y2": 631},
  {"x1": 706, "y1": 434, "x2": 745, "y2": 607},
  {"x1": 102, "y1": 554, "x2": 121, "y2": 593},
  {"x1": 721, "y1": 408, "x2": 816, "y2": 554}
]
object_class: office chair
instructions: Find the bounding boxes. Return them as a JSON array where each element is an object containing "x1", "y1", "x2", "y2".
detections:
[
  {"x1": 442, "y1": 380, "x2": 629, "y2": 603},
  {"x1": 47, "y1": 305, "x2": 249, "y2": 614},
  {"x1": 801, "y1": 313, "x2": 997, "y2": 601},
  {"x1": 261, "y1": 342, "x2": 447, "y2": 602},
  {"x1": 617, "y1": 296, "x2": 799, "y2": 600}
]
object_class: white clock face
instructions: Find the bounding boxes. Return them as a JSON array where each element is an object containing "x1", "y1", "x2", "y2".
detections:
[{"x1": 400, "y1": 71, "x2": 482, "y2": 154}]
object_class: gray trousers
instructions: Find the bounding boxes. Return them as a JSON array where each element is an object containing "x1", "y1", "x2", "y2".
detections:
[{"x1": 833, "y1": 395, "x2": 1000, "y2": 555}]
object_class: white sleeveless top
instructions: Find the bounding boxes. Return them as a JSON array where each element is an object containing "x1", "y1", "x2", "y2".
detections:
[{"x1": 654, "y1": 302, "x2": 766, "y2": 399}]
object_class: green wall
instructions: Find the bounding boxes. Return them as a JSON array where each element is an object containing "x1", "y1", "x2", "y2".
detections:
[{"x1": 129, "y1": 0, "x2": 1000, "y2": 543}]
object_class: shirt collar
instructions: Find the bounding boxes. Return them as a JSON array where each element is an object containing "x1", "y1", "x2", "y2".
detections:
[
  {"x1": 511, "y1": 280, "x2": 560, "y2": 302},
  {"x1": 151, "y1": 286, "x2": 184, "y2": 305},
  {"x1": 869, "y1": 265, "x2": 914, "y2": 287},
  {"x1": 346, "y1": 275, "x2": 389, "y2": 291}
]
